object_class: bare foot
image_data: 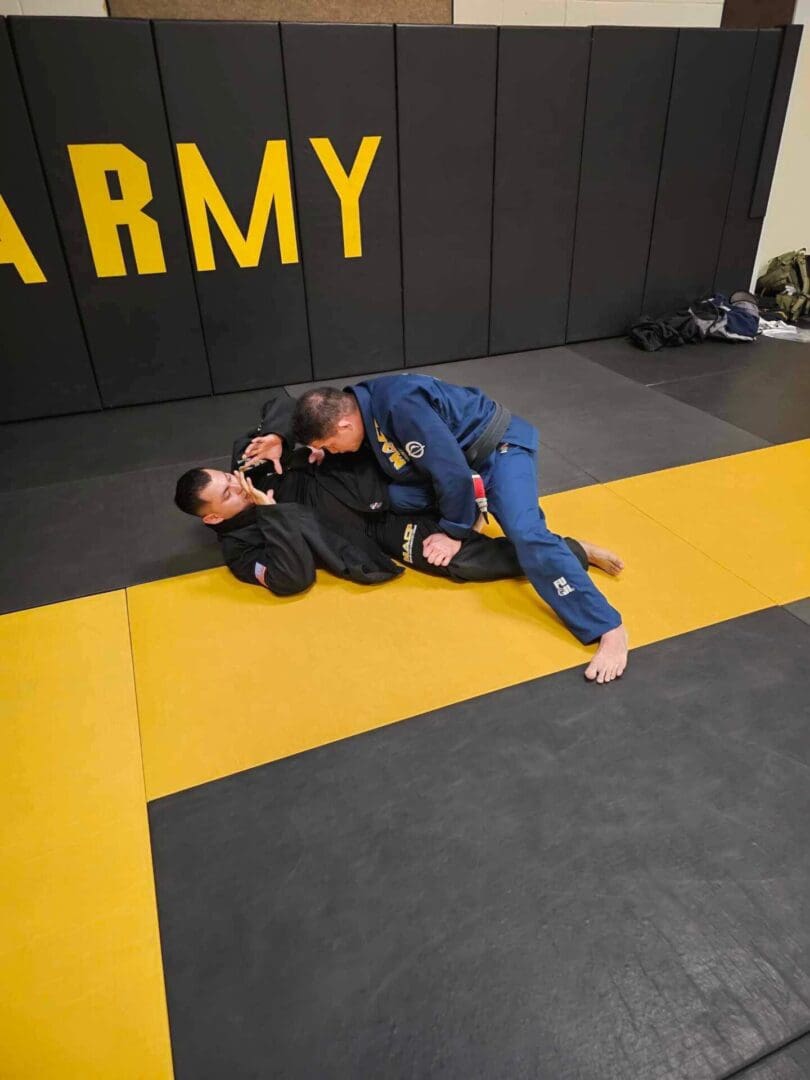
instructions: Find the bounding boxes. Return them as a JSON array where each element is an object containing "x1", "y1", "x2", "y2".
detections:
[
  {"x1": 584, "y1": 624, "x2": 629, "y2": 684},
  {"x1": 581, "y1": 540, "x2": 624, "y2": 576}
]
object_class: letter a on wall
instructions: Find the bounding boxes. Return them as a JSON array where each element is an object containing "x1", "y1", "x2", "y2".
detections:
[{"x1": 0, "y1": 19, "x2": 100, "y2": 422}]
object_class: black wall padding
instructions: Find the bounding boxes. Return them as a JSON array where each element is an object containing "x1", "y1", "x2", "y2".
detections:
[
  {"x1": 715, "y1": 29, "x2": 782, "y2": 296},
  {"x1": 154, "y1": 21, "x2": 311, "y2": 393},
  {"x1": 11, "y1": 17, "x2": 210, "y2": 408},
  {"x1": 2, "y1": 22, "x2": 803, "y2": 423},
  {"x1": 750, "y1": 24, "x2": 803, "y2": 219},
  {"x1": 490, "y1": 28, "x2": 589, "y2": 355},
  {"x1": 0, "y1": 20, "x2": 100, "y2": 423},
  {"x1": 282, "y1": 24, "x2": 403, "y2": 381},
  {"x1": 643, "y1": 29, "x2": 756, "y2": 317},
  {"x1": 567, "y1": 28, "x2": 677, "y2": 342},
  {"x1": 397, "y1": 25, "x2": 496, "y2": 367}
]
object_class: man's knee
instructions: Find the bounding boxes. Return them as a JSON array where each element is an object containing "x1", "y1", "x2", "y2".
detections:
[
  {"x1": 509, "y1": 526, "x2": 577, "y2": 576},
  {"x1": 497, "y1": 504, "x2": 542, "y2": 541}
]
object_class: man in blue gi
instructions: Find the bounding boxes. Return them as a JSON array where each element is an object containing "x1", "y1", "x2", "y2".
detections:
[{"x1": 269, "y1": 374, "x2": 628, "y2": 684}]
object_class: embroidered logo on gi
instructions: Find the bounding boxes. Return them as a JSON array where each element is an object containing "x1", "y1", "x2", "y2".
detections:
[
  {"x1": 405, "y1": 440, "x2": 425, "y2": 459},
  {"x1": 369, "y1": 501, "x2": 383, "y2": 510},
  {"x1": 401, "y1": 522, "x2": 417, "y2": 564},
  {"x1": 373, "y1": 419, "x2": 407, "y2": 471},
  {"x1": 254, "y1": 562, "x2": 268, "y2": 586},
  {"x1": 554, "y1": 576, "x2": 574, "y2": 597}
]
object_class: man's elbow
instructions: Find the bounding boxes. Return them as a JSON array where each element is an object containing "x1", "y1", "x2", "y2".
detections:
[
  {"x1": 267, "y1": 563, "x2": 317, "y2": 597},
  {"x1": 228, "y1": 559, "x2": 316, "y2": 597}
]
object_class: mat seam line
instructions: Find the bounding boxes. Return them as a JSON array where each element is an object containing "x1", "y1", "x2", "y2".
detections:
[
  {"x1": 123, "y1": 586, "x2": 176, "y2": 1075},
  {"x1": 601, "y1": 481, "x2": 781, "y2": 607},
  {"x1": 6, "y1": 23, "x2": 105, "y2": 413},
  {"x1": 149, "y1": 20, "x2": 215, "y2": 398},
  {"x1": 718, "y1": 1024, "x2": 810, "y2": 1080},
  {"x1": 278, "y1": 24, "x2": 316, "y2": 383}
]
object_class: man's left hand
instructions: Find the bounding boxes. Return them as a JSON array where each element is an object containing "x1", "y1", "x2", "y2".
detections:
[
  {"x1": 422, "y1": 532, "x2": 462, "y2": 567},
  {"x1": 242, "y1": 433, "x2": 284, "y2": 474},
  {"x1": 236, "y1": 470, "x2": 276, "y2": 506}
]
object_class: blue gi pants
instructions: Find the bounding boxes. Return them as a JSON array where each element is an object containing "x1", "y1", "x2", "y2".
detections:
[
  {"x1": 479, "y1": 439, "x2": 621, "y2": 644},
  {"x1": 388, "y1": 422, "x2": 622, "y2": 644}
]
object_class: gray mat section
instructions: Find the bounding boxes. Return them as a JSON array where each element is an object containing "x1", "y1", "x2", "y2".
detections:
[
  {"x1": 784, "y1": 598, "x2": 810, "y2": 628},
  {"x1": 734, "y1": 1034, "x2": 810, "y2": 1080},
  {"x1": 569, "y1": 335, "x2": 764, "y2": 387},
  {"x1": 572, "y1": 335, "x2": 810, "y2": 444},
  {"x1": 0, "y1": 343, "x2": 777, "y2": 612},
  {"x1": 0, "y1": 458, "x2": 227, "y2": 614},
  {"x1": 150, "y1": 608, "x2": 810, "y2": 1080},
  {"x1": 655, "y1": 344, "x2": 810, "y2": 445},
  {"x1": 289, "y1": 346, "x2": 767, "y2": 481},
  {"x1": 0, "y1": 439, "x2": 591, "y2": 616},
  {"x1": 0, "y1": 385, "x2": 277, "y2": 493}
]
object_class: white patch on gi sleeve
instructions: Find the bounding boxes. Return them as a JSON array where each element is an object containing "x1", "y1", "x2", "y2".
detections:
[
  {"x1": 254, "y1": 562, "x2": 268, "y2": 586},
  {"x1": 554, "y1": 576, "x2": 575, "y2": 597},
  {"x1": 405, "y1": 441, "x2": 425, "y2": 459}
]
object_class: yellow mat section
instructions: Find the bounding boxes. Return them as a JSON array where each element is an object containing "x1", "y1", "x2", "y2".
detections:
[
  {"x1": 130, "y1": 481, "x2": 771, "y2": 801},
  {"x1": 0, "y1": 594, "x2": 173, "y2": 1080},
  {"x1": 609, "y1": 440, "x2": 810, "y2": 604}
]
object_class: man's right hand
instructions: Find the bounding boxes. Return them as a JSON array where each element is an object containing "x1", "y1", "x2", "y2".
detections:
[
  {"x1": 241, "y1": 433, "x2": 284, "y2": 475},
  {"x1": 422, "y1": 532, "x2": 462, "y2": 567},
  {"x1": 236, "y1": 471, "x2": 276, "y2": 507}
]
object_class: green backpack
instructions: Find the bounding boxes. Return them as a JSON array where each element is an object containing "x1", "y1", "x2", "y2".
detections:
[{"x1": 756, "y1": 248, "x2": 810, "y2": 321}]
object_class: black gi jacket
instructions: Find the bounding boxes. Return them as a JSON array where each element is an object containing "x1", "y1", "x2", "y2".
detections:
[
  {"x1": 209, "y1": 392, "x2": 584, "y2": 595},
  {"x1": 210, "y1": 391, "x2": 403, "y2": 595}
]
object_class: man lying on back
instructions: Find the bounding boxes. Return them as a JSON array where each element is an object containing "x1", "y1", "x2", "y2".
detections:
[{"x1": 174, "y1": 391, "x2": 622, "y2": 597}]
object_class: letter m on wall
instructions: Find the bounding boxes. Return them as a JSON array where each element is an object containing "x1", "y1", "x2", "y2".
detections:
[{"x1": 176, "y1": 141, "x2": 299, "y2": 269}]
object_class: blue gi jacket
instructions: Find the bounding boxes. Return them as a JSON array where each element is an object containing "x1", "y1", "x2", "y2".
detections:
[{"x1": 351, "y1": 374, "x2": 534, "y2": 539}]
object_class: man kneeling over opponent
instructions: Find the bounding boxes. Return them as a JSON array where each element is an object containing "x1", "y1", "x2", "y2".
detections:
[
  {"x1": 292, "y1": 376, "x2": 629, "y2": 683},
  {"x1": 174, "y1": 391, "x2": 623, "y2": 597}
]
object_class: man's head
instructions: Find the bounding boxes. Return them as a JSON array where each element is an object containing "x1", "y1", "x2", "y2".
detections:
[
  {"x1": 293, "y1": 387, "x2": 365, "y2": 454},
  {"x1": 174, "y1": 468, "x2": 252, "y2": 525}
]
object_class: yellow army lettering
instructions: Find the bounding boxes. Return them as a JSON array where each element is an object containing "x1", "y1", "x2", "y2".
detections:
[
  {"x1": 0, "y1": 137, "x2": 381, "y2": 282},
  {"x1": 0, "y1": 194, "x2": 46, "y2": 283},
  {"x1": 374, "y1": 420, "x2": 407, "y2": 471}
]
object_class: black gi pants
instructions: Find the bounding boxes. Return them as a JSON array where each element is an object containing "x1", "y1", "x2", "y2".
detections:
[
  {"x1": 292, "y1": 477, "x2": 587, "y2": 585},
  {"x1": 373, "y1": 514, "x2": 588, "y2": 584}
]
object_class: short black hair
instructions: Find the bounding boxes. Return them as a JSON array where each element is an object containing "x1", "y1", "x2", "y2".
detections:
[
  {"x1": 174, "y1": 468, "x2": 214, "y2": 516},
  {"x1": 293, "y1": 387, "x2": 354, "y2": 445}
]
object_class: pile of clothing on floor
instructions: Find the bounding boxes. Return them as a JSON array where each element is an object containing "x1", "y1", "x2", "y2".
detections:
[
  {"x1": 629, "y1": 250, "x2": 810, "y2": 352},
  {"x1": 629, "y1": 291, "x2": 764, "y2": 351}
]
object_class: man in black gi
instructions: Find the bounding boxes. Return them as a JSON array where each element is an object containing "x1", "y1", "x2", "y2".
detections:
[{"x1": 174, "y1": 392, "x2": 619, "y2": 597}]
